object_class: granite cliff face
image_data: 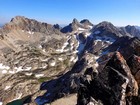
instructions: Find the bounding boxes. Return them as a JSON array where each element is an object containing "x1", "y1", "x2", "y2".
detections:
[{"x1": 0, "y1": 16, "x2": 140, "y2": 105}]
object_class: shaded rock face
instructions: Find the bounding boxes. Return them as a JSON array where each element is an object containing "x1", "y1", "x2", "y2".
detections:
[
  {"x1": 61, "y1": 18, "x2": 93, "y2": 33},
  {"x1": 77, "y1": 52, "x2": 139, "y2": 105},
  {"x1": 61, "y1": 18, "x2": 83, "y2": 33},
  {"x1": 127, "y1": 55, "x2": 140, "y2": 86},
  {"x1": 92, "y1": 21, "x2": 122, "y2": 38},
  {"x1": 80, "y1": 19, "x2": 93, "y2": 27},
  {"x1": 125, "y1": 25, "x2": 140, "y2": 38},
  {"x1": 53, "y1": 24, "x2": 61, "y2": 30},
  {"x1": 119, "y1": 25, "x2": 140, "y2": 39},
  {"x1": 104, "y1": 37, "x2": 140, "y2": 59},
  {"x1": 78, "y1": 33, "x2": 87, "y2": 43}
]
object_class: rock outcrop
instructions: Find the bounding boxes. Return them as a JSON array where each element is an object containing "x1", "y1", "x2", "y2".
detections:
[
  {"x1": 104, "y1": 36, "x2": 140, "y2": 59},
  {"x1": 3, "y1": 16, "x2": 61, "y2": 34},
  {"x1": 77, "y1": 52, "x2": 140, "y2": 105}
]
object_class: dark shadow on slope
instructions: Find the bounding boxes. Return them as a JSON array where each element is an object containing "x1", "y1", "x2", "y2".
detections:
[
  {"x1": 6, "y1": 95, "x2": 32, "y2": 105},
  {"x1": 35, "y1": 58, "x2": 87, "y2": 105}
]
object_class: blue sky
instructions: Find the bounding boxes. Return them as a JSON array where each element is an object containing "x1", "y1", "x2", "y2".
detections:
[{"x1": 0, "y1": 0, "x2": 140, "y2": 26}]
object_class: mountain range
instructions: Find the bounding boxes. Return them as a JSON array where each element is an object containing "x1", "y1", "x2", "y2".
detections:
[{"x1": 0, "y1": 16, "x2": 140, "y2": 105}]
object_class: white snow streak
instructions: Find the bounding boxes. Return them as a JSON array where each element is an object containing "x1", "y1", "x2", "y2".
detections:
[
  {"x1": 4, "y1": 86, "x2": 11, "y2": 90},
  {"x1": 50, "y1": 62, "x2": 56, "y2": 66},
  {"x1": 35, "y1": 74, "x2": 44, "y2": 78}
]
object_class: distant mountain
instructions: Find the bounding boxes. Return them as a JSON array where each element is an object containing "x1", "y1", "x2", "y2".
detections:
[
  {"x1": 3, "y1": 16, "x2": 61, "y2": 34},
  {"x1": 119, "y1": 25, "x2": 140, "y2": 38},
  {"x1": 103, "y1": 36, "x2": 140, "y2": 58},
  {"x1": 135, "y1": 26, "x2": 140, "y2": 31},
  {"x1": 61, "y1": 18, "x2": 93, "y2": 33},
  {"x1": 125, "y1": 25, "x2": 140, "y2": 38},
  {"x1": 91, "y1": 21, "x2": 123, "y2": 38},
  {"x1": 80, "y1": 19, "x2": 93, "y2": 27}
]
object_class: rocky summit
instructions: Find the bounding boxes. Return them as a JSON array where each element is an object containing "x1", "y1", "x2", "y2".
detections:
[{"x1": 0, "y1": 16, "x2": 140, "y2": 105}]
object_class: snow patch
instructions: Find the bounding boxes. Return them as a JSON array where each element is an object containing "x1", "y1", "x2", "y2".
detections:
[
  {"x1": 58, "y1": 57, "x2": 63, "y2": 61},
  {"x1": 0, "y1": 63, "x2": 10, "y2": 70},
  {"x1": 73, "y1": 57, "x2": 78, "y2": 63},
  {"x1": 0, "y1": 102, "x2": 2, "y2": 105},
  {"x1": 73, "y1": 50, "x2": 78, "y2": 54},
  {"x1": 70, "y1": 56, "x2": 75, "y2": 62},
  {"x1": 41, "y1": 58, "x2": 49, "y2": 62},
  {"x1": 78, "y1": 27, "x2": 85, "y2": 31},
  {"x1": 24, "y1": 67, "x2": 32, "y2": 71},
  {"x1": 94, "y1": 30, "x2": 100, "y2": 34},
  {"x1": 42, "y1": 65, "x2": 47, "y2": 69},
  {"x1": 14, "y1": 66, "x2": 31, "y2": 72},
  {"x1": 50, "y1": 62, "x2": 56, "y2": 66},
  {"x1": 85, "y1": 32, "x2": 91, "y2": 37},
  {"x1": 25, "y1": 72, "x2": 32, "y2": 76},
  {"x1": 4, "y1": 85, "x2": 11, "y2": 90},
  {"x1": 38, "y1": 45, "x2": 42, "y2": 49},
  {"x1": 94, "y1": 40, "x2": 101, "y2": 45},
  {"x1": 94, "y1": 62, "x2": 99, "y2": 68},
  {"x1": 22, "y1": 30, "x2": 25, "y2": 32},
  {"x1": 88, "y1": 25, "x2": 93, "y2": 29},
  {"x1": 27, "y1": 31, "x2": 34, "y2": 35},
  {"x1": 17, "y1": 93, "x2": 22, "y2": 99},
  {"x1": 9, "y1": 71, "x2": 15, "y2": 74},
  {"x1": 14, "y1": 66, "x2": 23, "y2": 72},
  {"x1": 56, "y1": 41, "x2": 69, "y2": 52},
  {"x1": 56, "y1": 49, "x2": 63, "y2": 52},
  {"x1": 95, "y1": 36, "x2": 115, "y2": 44},
  {"x1": 94, "y1": 56, "x2": 99, "y2": 60},
  {"x1": 42, "y1": 49, "x2": 46, "y2": 52},
  {"x1": 35, "y1": 74, "x2": 44, "y2": 78},
  {"x1": 76, "y1": 33, "x2": 87, "y2": 54},
  {"x1": 2, "y1": 70, "x2": 7, "y2": 74},
  {"x1": 87, "y1": 102, "x2": 94, "y2": 105}
]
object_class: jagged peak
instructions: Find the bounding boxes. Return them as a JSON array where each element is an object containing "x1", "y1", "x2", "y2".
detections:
[
  {"x1": 72, "y1": 18, "x2": 79, "y2": 24},
  {"x1": 9, "y1": 16, "x2": 43, "y2": 25},
  {"x1": 125, "y1": 25, "x2": 139, "y2": 31},
  {"x1": 80, "y1": 19, "x2": 93, "y2": 26},
  {"x1": 10, "y1": 16, "x2": 27, "y2": 23},
  {"x1": 2, "y1": 16, "x2": 61, "y2": 34},
  {"x1": 80, "y1": 19, "x2": 90, "y2": 23},
  {"x1": 125, "y1": 25, "x2": 136, "y2": 29},
  {"x1": 53, "y1": 24, "x2": 61, "y2": 30},
  {"x1": 97, "y1": 21, "x2": 115, "y2": 27}
]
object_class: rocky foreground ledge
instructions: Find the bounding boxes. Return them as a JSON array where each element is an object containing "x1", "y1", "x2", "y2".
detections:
[{"x1": 77, "y1": 51, "x2": 140, "y2": 105}]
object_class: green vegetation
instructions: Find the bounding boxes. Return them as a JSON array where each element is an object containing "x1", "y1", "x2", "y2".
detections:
[
  {"x1": 63, "y1": 59, "x2": 69, "y2": 67},
  {"x1": 38, "y1": 76, "x2": 53, "y2": 83}
]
